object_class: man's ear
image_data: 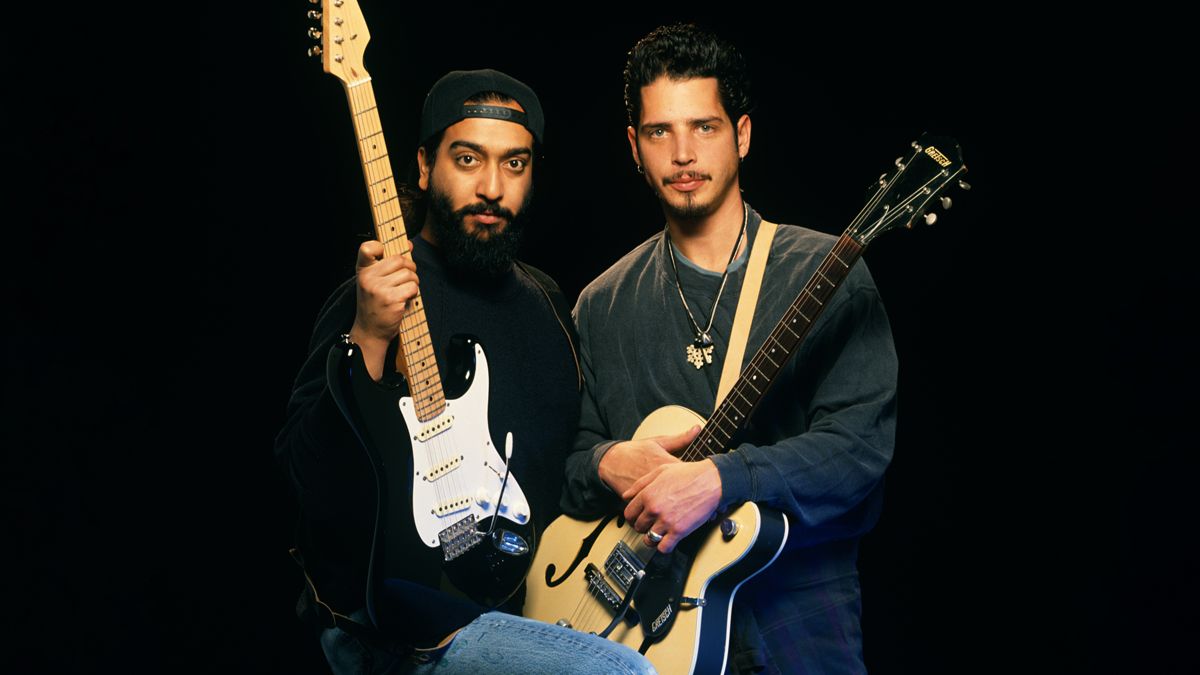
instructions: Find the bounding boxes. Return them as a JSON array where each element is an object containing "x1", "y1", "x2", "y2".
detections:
[
  {"x1": 736, "y1": 114, "x2": 752, "y2": 160},
  {"x1": 626, "y1": 126, "x2": 642, "y2": 171},
  {"x1": 417, "y1": 146, "x2": 431, "y2": 191}
]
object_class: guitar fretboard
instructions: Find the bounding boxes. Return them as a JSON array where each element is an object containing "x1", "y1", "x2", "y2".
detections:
[
  {"x1": 680, "y1": 233, "x2": 865, "y2": 461},
  {"x1": 346, "y1": 80, "x2": 446, "y2": 422}
]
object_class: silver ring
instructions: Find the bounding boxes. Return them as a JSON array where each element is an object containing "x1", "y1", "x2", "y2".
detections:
[{"x1": 647, "y1": 530, "x2": 664, "y2": 544}]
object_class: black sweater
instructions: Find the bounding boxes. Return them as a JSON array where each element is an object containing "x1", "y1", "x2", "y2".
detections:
[{"x1": 275, "y1": 236, "x2": 580, "y2": 639}]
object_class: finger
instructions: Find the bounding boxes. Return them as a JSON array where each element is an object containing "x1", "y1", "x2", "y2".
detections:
[
  {"x1": 645, "y1": 532, "x2": 666, "y2": 550},
  {"x1": 623, "y1": 491, "x2": 644, "y2": 524},
  {"x1": 357, "y1": 240, "x2": 385, "y2": 268},
  {"x1": 621, "y1": 472, "x2": 653, "y2": 501},
  {"x1": 361, "y1": 256, "x2": 417, "y2": 281},
  {"x1": 633, "y1": 511, "x2": 657, "y2": 535},
  {"x1": 657, "y1": 532, "x2": 679, "y2": 554},
  {"x1": 660, "y1": 425, "x2": 702, "y2": 454}
]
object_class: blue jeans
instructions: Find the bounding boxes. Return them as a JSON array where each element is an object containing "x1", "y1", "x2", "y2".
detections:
[{"x1": 321, "y1": 610, "x2": 657, "y2": 675}]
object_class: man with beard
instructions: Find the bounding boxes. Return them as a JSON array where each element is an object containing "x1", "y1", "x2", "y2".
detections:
[
  {"x1": 561, "y1": 25, "x2": 898, "y2": 674},
  {"x1": 276, "y1": 70, "x2": 655, "y2": 674}
]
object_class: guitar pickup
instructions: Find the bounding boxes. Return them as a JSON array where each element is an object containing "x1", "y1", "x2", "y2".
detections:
[
  {"x1": 604, "y1": 541, "x2": 645, "y2": 592},
  {"x1": 415, "y1": 415, "x2": 455, "y2": 442},
  {"x1": 423, "y1": 455, "x2": 463, "y2": 482},
  {"x1": 432, "y1": 496, "x2": 472, "y2": 517}
]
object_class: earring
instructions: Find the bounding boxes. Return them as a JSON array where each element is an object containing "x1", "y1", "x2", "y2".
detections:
[{"x1": 636, "y1": 164, "x2": 644, "y2": 174}]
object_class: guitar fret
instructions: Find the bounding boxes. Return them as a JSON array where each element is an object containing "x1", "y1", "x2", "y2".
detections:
[
  {"x1": 831, "y1": 251, "x2": 850, "y2": 268},
  {"x1": 733, "y1": 388, "x2": 753, "y2": 408},
  {"x1": 400, "y1": 328, "x2": 432, "y2": 350},
  {"x1": 802, "y1": 288, "x2": 824, "y2": 306},
  {"x1": 407, "y1": 361, "x2": 441, "y2": 380},
  {"x1": 368, "y1": 173, "x2": 396, "y2": 188},
  {"x1": 761, "y1": 350, "x2": 780, "y2": 368},
  {"x1": 358, "y1": 131, "x2": 386, "y2": 157},
  {"x1": 372, "y1": 193, "x2": 399, "y2": 209},
  {"x1": 380, "y1": 233, "x2": 409, "y2": 247},
  {"x1": 742, "y1": 373, "x2": 762, "y2": 395}
]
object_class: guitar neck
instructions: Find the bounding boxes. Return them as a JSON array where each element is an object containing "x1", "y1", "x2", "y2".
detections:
[
  {"x1": 345, "y1": 79, "x2": 446, "y2": 422},
  {"x1": 681, "y1": 232, "x2": 865, "y2": 461}
]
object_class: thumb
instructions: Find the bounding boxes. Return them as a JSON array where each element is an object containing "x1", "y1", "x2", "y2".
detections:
[
  {"x1": 356, "y1": 240, "x2": 384, "y2": 270},
  {"x1": 659, "y1": 424, "x2": 701, "y2": 454}
]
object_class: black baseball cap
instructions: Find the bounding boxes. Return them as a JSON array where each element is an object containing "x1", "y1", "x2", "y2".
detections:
[{"x1": 418, "y1": 69, "x2": 544, "y2": 147}]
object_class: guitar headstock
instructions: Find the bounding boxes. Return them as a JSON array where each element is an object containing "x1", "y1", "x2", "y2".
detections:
[
  {"x1": 305, "y1": 0, "x2": 372, "y2": 85},
  {"x1": 850, "y1": 133, "x2": 969, "y2": 246}
]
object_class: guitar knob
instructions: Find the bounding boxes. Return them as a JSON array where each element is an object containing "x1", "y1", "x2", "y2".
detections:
[
  {"x1": 924, "y1": 212, "x2": 938, "y2": 226},
  {"x1": 308, "y1": 27, "x2": 322, "y2": 39},
  {"x1": 307, "y1": 45, "x2": 322, "y2": 57},
  {"x1": 475, "y1": 487, "x2": 491, "y2": 509},
  {"x1": 720, "y1": 518, "x2": 739, "y2": 539},
  {"x1": 941, "y1": 196, "x2": 953, "y2": 210},
  {"x1": 511, "y1": 500, "x2": 529, "y2": 523}
]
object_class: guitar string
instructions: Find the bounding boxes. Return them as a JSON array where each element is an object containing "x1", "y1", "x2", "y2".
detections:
[{"x1": 353, "y1": 80, "x2": 465, "y2": 522}]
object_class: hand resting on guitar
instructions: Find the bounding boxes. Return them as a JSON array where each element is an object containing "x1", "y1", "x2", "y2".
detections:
[
  {"x1": 597, "y1": 424, "x2": 698, "y2": 495},
  {"x1": 621, "y1": 454, "x2": 723, "y2": 554}
]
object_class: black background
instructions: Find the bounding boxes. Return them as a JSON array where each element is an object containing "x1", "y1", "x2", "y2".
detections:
[{"x1": 7, "y1": 4, "x2": 1194, "y2": 674}]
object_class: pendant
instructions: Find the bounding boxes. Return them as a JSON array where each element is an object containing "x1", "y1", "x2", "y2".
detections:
[{"x1": 686, "y1": 335, "x2": 715, "y2": 370}]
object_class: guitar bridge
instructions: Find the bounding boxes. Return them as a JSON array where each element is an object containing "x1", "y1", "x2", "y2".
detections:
[
  {"x1": 584, "y1": 563, "x2": 640, "y2": 628},
  {"x1": 585, "y1": 563, "x2": 623, "y2": 612},
  {"x1": 604, "y1": 541, "x2": 645, "y2": 592},
  {"x1": 439, "y1": 515, "x2": 483, "y2": 561}
]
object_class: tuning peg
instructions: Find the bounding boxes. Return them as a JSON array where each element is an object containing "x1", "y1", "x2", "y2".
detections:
[
  {"x1": 308, "y1": 0, "x2": 319, "y2": 4},
  {"x1": 958, "y1": 179, "x2": 972, "y2": 191},
  {"x1": 911, "y1": 140, "x2": 923, "y2": 151},
  {"x1": 308, "y1": 27, "x2": 322, "y2": 40},
  {"x1": 924, "y1": 212, "x2": 938, "y2": 226},
  {"x1": 894, "y1": 157, "x2": 905, "y2": 170},
  {"x1": 307, "y1": 10, "x2": 322, "y2": 19},
  {"x1": 940, "y1": 196, "x2": 952, "y2": 210},
  {"x1": 307, "y1": 45, "x2": 322, "y2": 57}
]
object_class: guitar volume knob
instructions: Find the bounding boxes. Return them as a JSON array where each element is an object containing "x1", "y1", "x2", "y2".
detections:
[{"x1": 720, "y1": 518, "x2": 739, "y2": 539}]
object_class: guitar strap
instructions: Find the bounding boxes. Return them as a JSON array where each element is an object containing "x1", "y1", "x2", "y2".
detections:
[{"x1": 715, "y1": 220, "x2": 777, "y2": 411}]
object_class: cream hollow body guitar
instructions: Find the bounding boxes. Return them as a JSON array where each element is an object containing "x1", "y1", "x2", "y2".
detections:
[
  {"x1": 307, "y1": 0, "x2": 533, "y2": 638},
  {"x1": 525, "y1": 135, "x2": 969, "y2": 674}
]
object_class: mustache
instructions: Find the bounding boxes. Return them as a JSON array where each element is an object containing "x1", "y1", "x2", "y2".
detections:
[
  {"x1": 456, "y1": 201, "x2": 516, "y2": 221},
  {"x1": 662, "y1": 170, "x2": 711, "y2": 186}
]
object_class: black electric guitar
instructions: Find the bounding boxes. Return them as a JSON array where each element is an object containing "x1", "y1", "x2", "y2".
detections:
[
  {"x1": 306, "y1": 1, "x2": 533, "y2": 639},
  {"x1": 524, "y1": 135, "x2": 969, "y2": 674}
]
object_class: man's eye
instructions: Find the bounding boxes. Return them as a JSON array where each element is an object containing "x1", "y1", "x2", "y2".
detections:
[
  {"x1": 507, "y1": 158, "x2": 527, "y2": 170},
  {"x1": 650, "y1": 128, "x2": 666, "y2": 138},
  {"x1": 456, "y1": 155, "x2": 478, "y2": 166},
  {"x1": 699, "y1": 124, "x2": 714, "y2": 133}
]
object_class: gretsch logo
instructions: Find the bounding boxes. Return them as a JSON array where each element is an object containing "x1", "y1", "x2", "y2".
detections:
[
  {"x1": 651, "y1": 604, "x2": 673, "y2": 632},
  {"x1": 924, "y1": 146, "x2": 952, "y2": 167}
]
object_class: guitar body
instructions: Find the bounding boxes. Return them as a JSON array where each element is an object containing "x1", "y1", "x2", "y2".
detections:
[
  {"x1": 328, "y1": 335, "x2": 534, "y2": 629},
  {"x1": 525, "y1": 406, "x2": 789, "y2": 675}
]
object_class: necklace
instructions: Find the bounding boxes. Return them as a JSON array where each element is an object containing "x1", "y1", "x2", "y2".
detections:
[{"x1": 665, "y1": 204, "x2": 748, "y2": 369}]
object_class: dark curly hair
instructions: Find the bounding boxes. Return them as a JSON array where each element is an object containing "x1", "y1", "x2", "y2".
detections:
[{"x1": 623, "y1": 23, "x2": 753, "y2": 129}]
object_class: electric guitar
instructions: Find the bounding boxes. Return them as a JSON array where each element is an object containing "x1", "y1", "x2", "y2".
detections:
[
  {"x1": 524, "y1": 135, "x2": 969, "y2": 674},
  {"x1": 306, "y1": 0, "x2": 534, "y2": 637}
]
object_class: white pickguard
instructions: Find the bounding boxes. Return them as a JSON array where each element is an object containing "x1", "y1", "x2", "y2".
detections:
[{"x1": 399, "y1": 344, "x2": 530, "y2": 547}]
